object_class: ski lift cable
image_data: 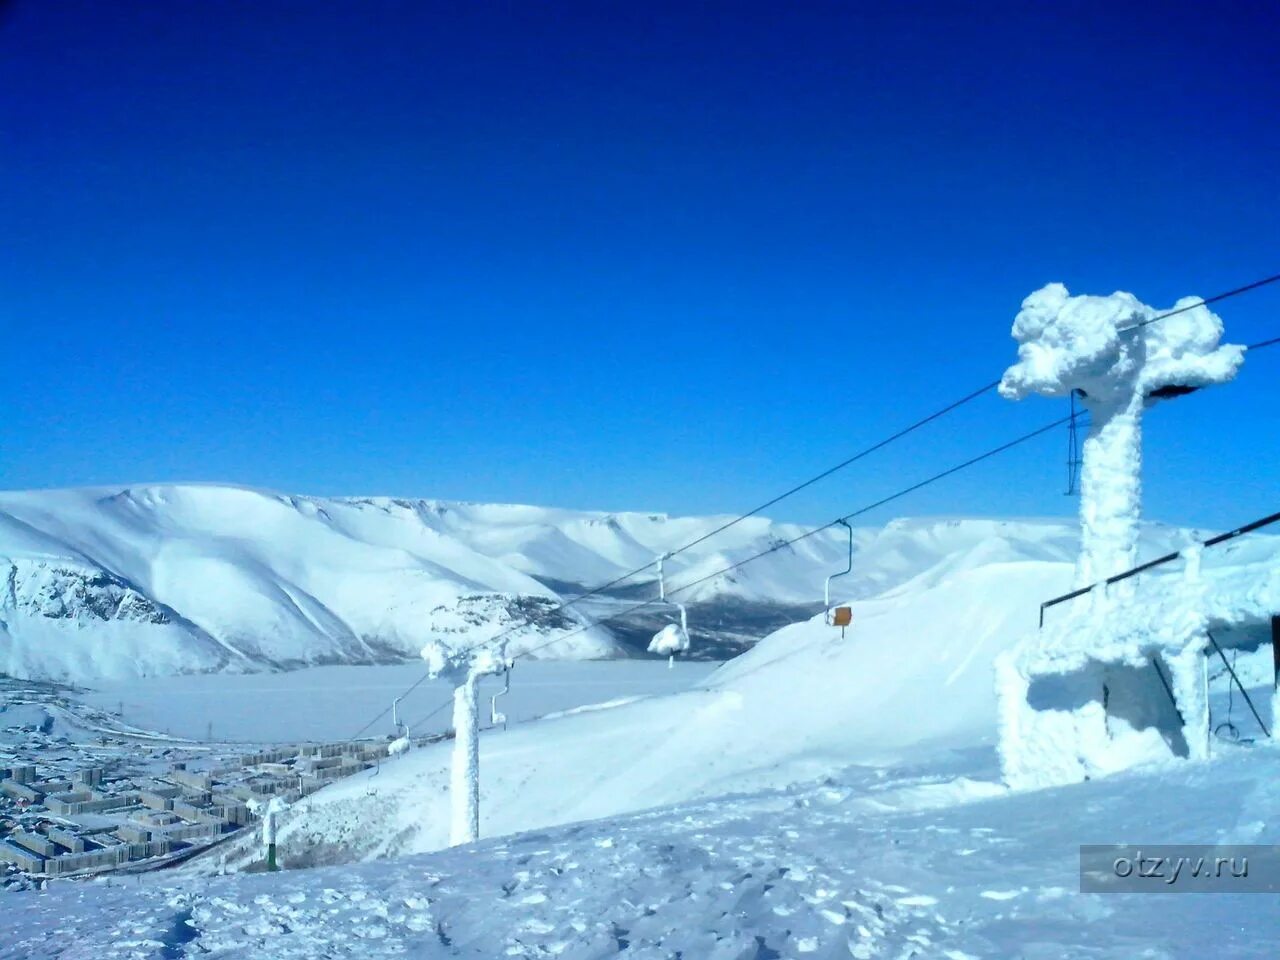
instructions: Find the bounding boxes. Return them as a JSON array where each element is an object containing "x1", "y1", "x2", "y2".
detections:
[
  {"x1": 403, "y1": 697, "x2": 453, "y2": 739},
  {"x1": 431, "y1": 323, "x2": 1280, "y2": 679},
  {"x1": 467, "y1": 274, "x2": 1280, "y2": 643},
  {"x1": 504, "y1": 413, "x2": 1078, "y2": 664},
  {"x1": 551, "y1": 282, "x2": 1275, "y2": 608},
  {"x1": 349, "y1": 380, "x2": 1003, "y2": 738},
  {"x1": 673, "y1": 415, "x2": 1077, "y2": 597},
  {"x1": 359, "y1": 324, "x2": 1280, "y2": 742},
  {"x1": 455, "y1": 405, "x2": 1078, "y2": 671},
  {"x1": 348, "y1": 673, "x2": 434, "y2": 740},
  {"x1": 1119, "y1": 273, "x2": 1280, "y2": 333},
  {"x1": 348, "y1": 284, "x2": 1280, "y2": 741},
  {"x1": 539, "y1": 378, "x2": 1005, "y2": 605}
]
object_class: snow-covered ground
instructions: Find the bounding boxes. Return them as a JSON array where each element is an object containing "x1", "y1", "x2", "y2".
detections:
[
  {"x1": 3, "y1": 514, "x2": 1276, "y2": 956},
  {"x1": 80, "y1": 660, "x2": 719, "y2": 743},
  {"x1": 6, "y1": 740, "x2": 1277, "y2": 959}
]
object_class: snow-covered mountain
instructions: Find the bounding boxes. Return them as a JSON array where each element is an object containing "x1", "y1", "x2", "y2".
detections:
[
  {"x1": 1, "y1": 483, "x2": 845, "y2": 681},
  {"x1": 5, "y1": 494, "x2": 1273, "y2": 957},
  {"x1": 0, "y1": 484, "x2": 1208, "y2": 682}
]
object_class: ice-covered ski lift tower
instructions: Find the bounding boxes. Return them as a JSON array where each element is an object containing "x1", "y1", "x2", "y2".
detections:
[{"x1": 993, "y1": 283, "x2": 1278, "y2": 790}]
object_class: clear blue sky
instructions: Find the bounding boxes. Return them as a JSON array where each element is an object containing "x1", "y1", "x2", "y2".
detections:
[{"x1": 2, "y1": 1, "x2": 1277, "y2": 531}]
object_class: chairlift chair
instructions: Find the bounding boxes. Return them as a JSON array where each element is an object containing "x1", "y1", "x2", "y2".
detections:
[
  {"x1": 826, "y1": 519, "x2": 854, "y2": 635},
  {"x1": 490, "y1": 661, "x2": 512, "y2": 730},
  {"x1": 388, "y1": 695, "x2": 412, "y2": 755},
  {"x1": 649, "y1": 552, "x2": 691, "y2": 667}
]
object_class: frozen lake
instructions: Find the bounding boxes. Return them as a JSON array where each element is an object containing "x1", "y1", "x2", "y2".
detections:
[{"x1": 81, "y1": 660, "x2": 721, "y2": 744}]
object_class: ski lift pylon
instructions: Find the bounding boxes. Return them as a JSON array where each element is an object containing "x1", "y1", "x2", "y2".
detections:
[{"x1": 825, "y1": 519, "x2": 854, "y2": 634}]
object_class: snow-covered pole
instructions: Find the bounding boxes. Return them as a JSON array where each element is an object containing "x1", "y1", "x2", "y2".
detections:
[
  {"x1": 671, "y1": 603, "x2": 688, "y2": 669},
  {"x1": 422, "y1": 639, "x2": 505, "y2": 847},
  {"x1": 999, "y1": 284, "x2": 1243, "y2": 587},
  {"x1": 265, "y1": 805, "x2": 278, "y2": 871},
  {"x1": 1075, "y1": 387, "x2": 1145, "y2": 584},
  {"x1": 248, "y1": 796, "x2": 287, "y2": 871},
  {"x1": 450, "y1": 668, "x2": 482, "y2": 844}
]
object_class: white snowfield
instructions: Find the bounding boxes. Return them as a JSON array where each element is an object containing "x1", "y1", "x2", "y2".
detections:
[{"x1": 0, "y1": 483, "x2": 1195, "y2": 683}]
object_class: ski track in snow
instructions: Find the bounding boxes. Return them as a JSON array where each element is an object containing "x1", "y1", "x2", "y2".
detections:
[{"x1": 5, "y1": 746, "x2": 1278, "y2": 959}]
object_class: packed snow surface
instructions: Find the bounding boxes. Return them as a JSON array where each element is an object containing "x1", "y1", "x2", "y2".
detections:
[{"x1": 5, "y1": 744, "x2": 1277, "y2": 958}]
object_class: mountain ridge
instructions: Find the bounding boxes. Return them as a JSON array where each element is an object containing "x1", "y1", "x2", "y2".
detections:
[{"x1": 0, "y1": 483, "x2": 1204, "y2": 682}]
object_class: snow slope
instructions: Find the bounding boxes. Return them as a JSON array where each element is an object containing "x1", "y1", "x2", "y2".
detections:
[
  {"x1": 229, "y1": 519, "x2": 1233, "y2": 870},
  {"x1": 215, "y1": 519, "x2": 1223, "y2": 870},
  {"x1": 256, "y1": 559, "x2": 1070, "y2": 869}
]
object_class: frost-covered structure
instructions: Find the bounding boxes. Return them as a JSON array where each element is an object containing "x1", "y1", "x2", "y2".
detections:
[
  {"x1": 421, "y1": 639, "x2": 508, "y2": 845},
  {"x1": 995, "y1": 284, "x2": 1272, "y2": 789},
  {"x1": 999, "y1": 283, "x2": 1244, "y2": 584},
  {"x1": 247, "y1": 795, "x2": 288, "y2": 870},
  {"x1": 998, "y1": 543, "x2": 1280, "y2": 788}
]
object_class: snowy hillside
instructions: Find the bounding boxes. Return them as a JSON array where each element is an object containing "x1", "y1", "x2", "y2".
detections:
[
  {"x1": 230, "y1": 518, "x2": 1243, "y2": 870},
  {"x1": 0, "y1": 484, "x2": 1209, "y2": 683}
]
